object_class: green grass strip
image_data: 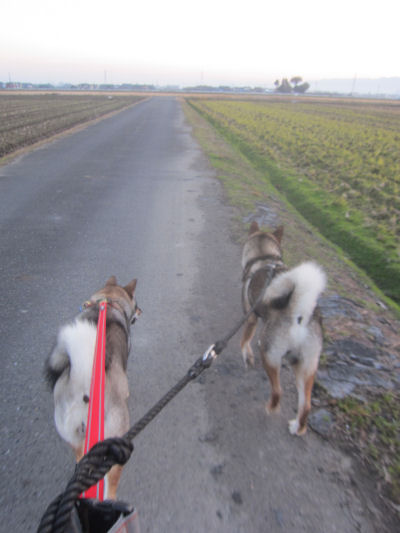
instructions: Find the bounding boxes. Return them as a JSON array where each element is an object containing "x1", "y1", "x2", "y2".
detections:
[{"x1": 188, "y1": 99, "x2": 400, "y2": 306}]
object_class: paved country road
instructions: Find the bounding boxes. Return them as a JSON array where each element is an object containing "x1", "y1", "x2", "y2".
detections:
[{"x1": 0, "y1": 96, "x2": 377, "y2": 532}]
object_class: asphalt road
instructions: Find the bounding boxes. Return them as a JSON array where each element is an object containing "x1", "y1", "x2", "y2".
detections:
[{"x1": 0, "y1": 96, "x2": 376, "y2": 532}]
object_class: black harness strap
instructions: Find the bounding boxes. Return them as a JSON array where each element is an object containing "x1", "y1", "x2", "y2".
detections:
[{"x1": 242, "y1": 254, "x2": 282, "y2": 281}]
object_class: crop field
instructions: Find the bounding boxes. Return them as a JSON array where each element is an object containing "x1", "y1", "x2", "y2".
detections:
[
  {"x1": 188, "y1": 96, "x2": 400, "y2": 305},
  {"x1": 0, "y1": 93, "x2": 144, "y2": 158}
]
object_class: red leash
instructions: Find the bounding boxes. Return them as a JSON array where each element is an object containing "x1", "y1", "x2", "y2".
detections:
[{"x1": 82, "y1": 300, "x2": 107, "y2": 500}]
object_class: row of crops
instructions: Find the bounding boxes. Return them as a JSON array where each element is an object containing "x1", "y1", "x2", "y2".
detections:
[
  {"x1": 0, "y1": 93, "x2": 144, "y2": 157},
  {"x1": 188, "y1": 97, "x2": 400, "y2": 305}
]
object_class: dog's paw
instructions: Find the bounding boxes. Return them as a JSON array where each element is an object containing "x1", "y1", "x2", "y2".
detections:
[
  {"x1": 288, "y1": 419, "x2": 307, "y2": 436},
  {"x1": 265, "y1": 401, "x2": 280, "y2": 414},
  {"x1": 245, "y1": 355, "x2": 255, "y2": 369},
  {"x1": 242, "y1": 348, "x2": 255, "y2": 369}
]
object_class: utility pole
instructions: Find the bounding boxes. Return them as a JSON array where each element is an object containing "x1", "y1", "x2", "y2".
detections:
[{"x1": 350, "y1": 73, "x2": 357, "y2": 95}]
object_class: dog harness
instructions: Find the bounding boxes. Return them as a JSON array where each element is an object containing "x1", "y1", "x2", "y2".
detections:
[
  {"x1": 242, "y1": 253, "x2": 283, "y2": 282},
  {"x1": 80, "y1": 298, "x2": 141, "y2": 354},
  {"x1": 242, "y1": 255, "x2": 286, "y2": 318}
]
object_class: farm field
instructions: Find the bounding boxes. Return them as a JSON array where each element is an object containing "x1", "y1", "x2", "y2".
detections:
[
  {"x1": 188, "y1": 96, "x2": 400, "y2": 306},
  {"x1": 0, "y1": 92, "x2": 145, "y2": 157}
]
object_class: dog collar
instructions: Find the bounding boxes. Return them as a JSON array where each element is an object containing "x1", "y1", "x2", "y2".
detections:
[{"x1": 80, "y1": 298, "x2": 141, "y2": 328}]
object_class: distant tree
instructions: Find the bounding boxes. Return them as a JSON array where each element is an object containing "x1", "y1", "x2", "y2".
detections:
[
  {"x1": 290, "y1": 76, "x2": 303, "y2": 88},
  {"x1": 294, "y1": 82, "x2": 310, "y2": 94},
  {"x1": 276, "y1": 78, "x2": 292, "y2": 93},
  {"x1": 274, "y1": 76, "x2": 310, "y2": 94}
]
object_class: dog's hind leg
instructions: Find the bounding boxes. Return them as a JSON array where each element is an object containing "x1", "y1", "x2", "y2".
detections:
[
  {"x1": 289, "y1": 364, "x2": 316, "y2": 436},
  {"x1": 240, "y1": 312, "x2": 258, "y2": 368},
  {"x1": 260, "y1": 351, "x2": 282, "y2": 413},
  {"x1": 74, "y1": 443, "x2": 85, "y2": 463}
]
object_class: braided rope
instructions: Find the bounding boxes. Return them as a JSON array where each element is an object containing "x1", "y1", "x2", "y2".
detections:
[
  {"x1": 125, "y1": 356, "x2": 208, "y2": 442},
  {"x1": 37, "y1": 438, "x2": 133, "y2": 533}
]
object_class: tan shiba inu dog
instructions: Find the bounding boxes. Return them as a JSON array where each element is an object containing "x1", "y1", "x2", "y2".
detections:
[
  {"x1": 241, "y1": 223, "x2": 326, "y2": 435},
  {"x1": 45, "y1": 276, "x2": 141, "y2": 498}
]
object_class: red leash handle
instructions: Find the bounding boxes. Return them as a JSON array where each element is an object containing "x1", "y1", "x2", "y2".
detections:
[{"x1": 82, "y1": 300, "x2": 107, "y2": 500}]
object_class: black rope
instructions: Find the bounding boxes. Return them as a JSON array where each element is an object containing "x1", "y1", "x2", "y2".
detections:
[
  {"x1": 125, "y1": 356, "x2": 209, "y2": 442},
  {"x1": 37, "y1": 266, "x2": 275, "y2": 533},
  {"x1": 214, "y1": 265, "x2": 275, "y2": 354},
  {"x1": 37, "y1": 438, "x2": 133, "y2": 533}
]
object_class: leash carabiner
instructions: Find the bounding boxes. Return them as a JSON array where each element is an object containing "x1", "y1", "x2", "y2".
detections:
[{"x1": 202, "y1": 344, "x2": 217, "y2": 367}]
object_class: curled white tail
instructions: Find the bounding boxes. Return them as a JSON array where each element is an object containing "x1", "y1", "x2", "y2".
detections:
[
  {"x1": 263, "y1": 261, "x2": 326, "y2": 324},
  {"x1": 45, "y1": 319, "x2": 97, "y2": 398}
]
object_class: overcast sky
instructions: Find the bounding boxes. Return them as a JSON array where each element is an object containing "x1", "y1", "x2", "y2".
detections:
[{"x1": 1, "y1": 0, "x2": 399, "y2": 86}]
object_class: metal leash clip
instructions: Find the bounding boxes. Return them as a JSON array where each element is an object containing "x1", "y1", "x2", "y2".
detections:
[{"x1": 202, "y1": 344, "x2": 217, "y2": 366}]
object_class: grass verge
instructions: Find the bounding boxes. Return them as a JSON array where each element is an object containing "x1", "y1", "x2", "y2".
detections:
[
  {"x1": 336, "y1": 392, "x2": 400, "y2": 505},
  {"x1": 182, "y1": 98, "x2": 398, "y2": 314}
]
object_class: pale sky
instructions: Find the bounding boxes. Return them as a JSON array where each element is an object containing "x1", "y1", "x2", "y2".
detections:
[{"x1": 1, "y1": 0, "x2": 399, "y2": 86}]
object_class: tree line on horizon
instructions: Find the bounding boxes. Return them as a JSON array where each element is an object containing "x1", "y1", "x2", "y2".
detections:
[{"x1": 1, "y1": 77, "x2": 311, "y2": 94}]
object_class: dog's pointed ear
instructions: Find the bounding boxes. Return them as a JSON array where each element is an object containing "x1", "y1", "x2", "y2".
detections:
[
  {"x1": 124, "y1": 279, "x2": 137, "y2": 298},
  {"x1": 273, "y1": 225, "x2": 284, "y2": 244},
  {"x1": 106, "y1": 275, "x2": 117, "y2": 286},
  {"x1": 249, "y1": 221, "x2": 259, "y2": 235}
]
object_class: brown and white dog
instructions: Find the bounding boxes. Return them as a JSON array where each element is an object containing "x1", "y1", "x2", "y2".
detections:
[
  {"x1": 241, "y1": 223, "x2": 326, "y2": 435},
  {"x1": 45, "y1": 276, "x2": 141, "y2": 498}
]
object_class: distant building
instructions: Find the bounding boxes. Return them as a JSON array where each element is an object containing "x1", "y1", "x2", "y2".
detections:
[{"x1": 6, "y1": 82, "x2": 21, "y2": 89}]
